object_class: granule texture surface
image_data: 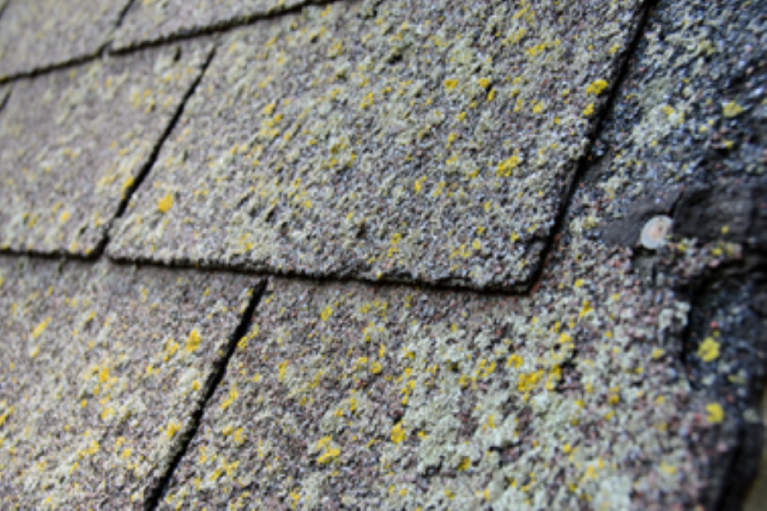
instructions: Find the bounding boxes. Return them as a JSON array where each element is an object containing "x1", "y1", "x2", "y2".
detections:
[
  {"x1": 0, "y1": 256, "x2": 261, "y2": 509},
  {"x1": 113, "y1": 0, "x2": 317, "y2": 51},
  {"x1": 109, "y1": 0, "x2": 644, "y2": 291},
  {"x1": 0, "y1": 0, "x2": 132, "y2": 79},
  {"x1": 0, "y1": 0, "x2": 764, "y2": 508},
  {"x1": 159, "y1": 195, "x2": 725, "y2": 510},
  {"x1": 0, "y1": 41, "x2": 212, "y2": 256}
]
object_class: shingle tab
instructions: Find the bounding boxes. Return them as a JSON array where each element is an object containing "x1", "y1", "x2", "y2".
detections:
[
  {"x1": 0, "y1": 257, "x2": 262, "y2": 509},
  {"x1": 113, "y1": 0, "x2": 316, "y2": 51},
  {"x1": 0, "y1": 41, "x2": 212, "y2": 256},
  {"x1": 159, "y1": 267, "x2": 715, "y2": 510},
  {"x1": 109, "y1": 0, "x2": 645, "y2": 291},
  {"x1": 0, "y1": 0, "x2": 132, "y2": 79}
]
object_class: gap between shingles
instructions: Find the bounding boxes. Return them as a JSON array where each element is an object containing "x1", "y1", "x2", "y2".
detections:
[
  {"x1": 520, "y1": 0, "x2": 659, "y2": 294},
  {"x1": 0, "y1": 43, "x2": 215, "y2": 263},
  {"x1": 107, "y1": 0, "x2": 348, "y2": 55},
  {"x1": 2, "y1": 0, "x2": 658, "y2": 300},
  {"x1": 115, "y1": 0, "x2": 139, "y2": 30},
  {"x1": 143, "y1": 277, "x2": 268, "y2": 511},
  {"x1": 112, "y1": 42, "x2": 216, "y2": 222},
  {"x1": 0, "y1": 0, "x2": 346, "y2": 84}
]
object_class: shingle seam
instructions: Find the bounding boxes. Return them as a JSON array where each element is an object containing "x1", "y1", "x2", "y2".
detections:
[
  {"x1": 0, "y1": 50, "x2": 102, "y2": 85},
  {"x1": 0, "y1": 245, "x2": 104, "y2": 262},
  {"x1": 111, "y1": 42, "x2": 217, "y2": 224},
  {"x1": 0, "y1": 0, "x2": 9, "y2": 22},
  {"x1": 0, "y1": 85, "x2": 10, "y2": 111},
  {"x1": 0, "y1": 46, "x2": 214, "y2": 263},
  {"x1": 142, "y1": 277, "x2": 269, "y2": 511},
  {"x1": 520, "y1": 0, "x2": 660, "y2": 295},
  {"x1": 108, "y1": 0, "x2": 343, "y2": 54},
  {"x1": 114, "y1": 0, "x2": 139, "y2": 30},
  {"x1": 0, "y1": 0, "x2": 341, "y2": 84},
  {"x1": 3, "y1": 0, "x2": 656, "y2": 299}
]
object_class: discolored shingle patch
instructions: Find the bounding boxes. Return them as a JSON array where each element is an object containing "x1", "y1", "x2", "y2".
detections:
[
  {"x1": 160, "y1": 239, "x2": 720, "y2": 510},
  {"x1": 109, "y1": 0, "x2": 646, "y2": 291},
  {"x1": 0, "y1": 0, "x2": 133, "y2": 79},
  {"x1": 0, "y1": 256, "x2": 262, "y2": 509},
  {"x1": 113, "y1": 0, "x2": 318, "y2": 51},
  {"x1": 0, "y1": 41, "x2": 212, "y2": 256}
]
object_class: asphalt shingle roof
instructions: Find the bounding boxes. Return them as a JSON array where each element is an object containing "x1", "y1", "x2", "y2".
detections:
[
  {"x1": 108, "y1": 0, "x2": 644, "y2": 291},
  {"x1": 0, "y1": 256, "x2": 262, "y2": 509},
  {"x1": 0, "y1": 41, "x2": 212, "y2": 256},
  {"x1": 113, "y1": 0, "x2": 316, "y2": 51},
  {"x1": 0, "y1": 0, "x2": 132, "y2": 79},
  {"x1": 0, "y1": 0, "x2": 765, "y2": 509}
]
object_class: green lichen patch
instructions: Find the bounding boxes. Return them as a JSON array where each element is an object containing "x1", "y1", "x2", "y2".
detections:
[
  {"x1": 0, "y1": 0, "x2": 132, "y2": 79},
  {"x1": 0, "y1": 256, "x2": 261, "y2": 509},
  {"x1": 160, "y1": 247, "x2": 718, "y2": 510},
  {"x1": 0, "y1": 40, "x2": 212, "y2": 256},
  {"x1": 109, "y1": 0, "x2": 644, "y2": 291},
  {"x1": 113, "y1": 0, "x2": 316, "y2": 51}
]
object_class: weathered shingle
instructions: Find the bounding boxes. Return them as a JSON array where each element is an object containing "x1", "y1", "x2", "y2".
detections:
[
  {"x1": 109, "y1": 0, "x2": 645, "y2": 291},
  {"x1": 0, "y1": 256, "x2": 262, "y2": 509},
  {"x1": 0, "y1": 41, "x2": 212, "y2": 256},
  {"x1": 0, "y1": 0, "x2": 132, "y2": 79},
  {"x1": 158, "y1": 255, "x2": 717, "y2": 509}
]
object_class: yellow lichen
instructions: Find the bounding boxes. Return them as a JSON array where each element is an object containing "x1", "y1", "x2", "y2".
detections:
[
  {"x1": 32, "y1": 317, "x2": 52, "y2": 339},
  {"x1": 585, "y1": 79, "x2": 609, "y2": 96},
  {"x1": 722, "y1": 101, "x2": 744, "y2": 118},
  {"x1": 706, "y1": 403, "x2": 724, "y2": 424},
  {"x1": 391, "y1": 422, "x2": 406, "y2": 444},
  {"x1": 165, "y1": 420, "x2": 182, "y2": 439},
  {"x1": 697, "y1": 337, "x2": 720, "y2": 362},
  {"x1": 157, "y1": 193, "x2": 174, "y2": 213},
  {"x1": 496, "y1": 152, "x2": 521, "y2": 177},
  {"x1": 186, "y1": 329, "x2": 202, "y2": 353}
]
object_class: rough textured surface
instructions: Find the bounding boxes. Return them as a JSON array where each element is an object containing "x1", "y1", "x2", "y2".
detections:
[
  {"x1": 592, "y1": 0, "x2": 766, "y2": 224},
  {"x1": 159, "y1": 213, "x2": 718, "y2": 511},
  {"x1": 109, "y1": 0, "x2": 645, "y2": 291},
  {"x1": 0, "y1": 0, "x2": 132, "y2": 79},
  {"x1": 0, "y1": 42, "x2": 212, "y2": 256},
  {"x1": 154, "y1": 0, "x2": 767, "y2": 509},
  {"x1": 0, "y1": 0, "x2": 765, "y2": 508},
  {"x1": 0, "y1": 256, "x2": 261, "y2": 509},
  {"x1": 114, "y1": 0, "x2": 317, "y2": 51},
  {"x1": 570, "y1": 0, "x2": 767, "y2": 507}
]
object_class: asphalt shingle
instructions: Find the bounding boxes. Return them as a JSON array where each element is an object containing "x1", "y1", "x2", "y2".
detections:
[
  {"x1": 113, "y1": 0, "x2": 316, "y2": 51},
  {"x1": 0, "y1": 41, "x2": 212, "y2": 256},
  {"x1": 109, "y1": 0, "x2": 645, "y2": 291},
  {"x1": 159, "y1": 254, "x2": 717, "y2": 509},
  {"x1": 0, "y1": 0, "x2": 132, "y2": 79},
  {"x1": 0, "y1": 256, "x2": 262, "y2": 509}
]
